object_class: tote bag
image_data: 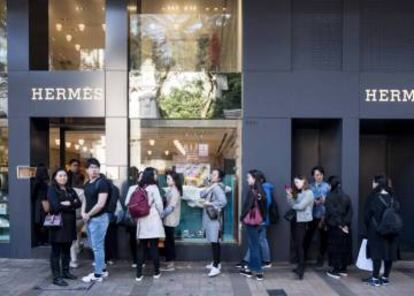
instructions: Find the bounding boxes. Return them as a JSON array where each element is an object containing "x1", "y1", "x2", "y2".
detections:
[{"x1": 356, "y1": 239, "x2": 384, "y2": 272}]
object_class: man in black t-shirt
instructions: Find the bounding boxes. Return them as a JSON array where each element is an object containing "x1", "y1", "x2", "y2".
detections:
[{"x1": 81, "y1": 158, "x2": 110, "y2": 283}]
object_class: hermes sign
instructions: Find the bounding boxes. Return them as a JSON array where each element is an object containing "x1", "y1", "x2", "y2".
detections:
[
  {"x1": 31, "y1": 87, "x2": 104, "y2": 101},
  {"x1": 365, "y1": 89, "x2": 414, "y2": 103}
]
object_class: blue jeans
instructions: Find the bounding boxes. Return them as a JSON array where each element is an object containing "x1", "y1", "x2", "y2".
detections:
[
  {"x1": 246, "y1": 225, "x2": 263, "y2": 273},
  {"x1": 87, "y1": 213, "x2": 109, "y2": 275},
  {"x1": 244, "y1": 225, "x2": 270, "y2": 263}
]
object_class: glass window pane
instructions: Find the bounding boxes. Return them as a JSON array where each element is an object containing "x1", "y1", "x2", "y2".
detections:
[
  {"x1": 129, "y1": 0, "x2": 242, "y2": 119},
  {"x1": 129, "y1": 119, "x2": 241, "y2": 242},
  {"x1": 49, "y1": 0, "x2": 106, "y2": 70}
]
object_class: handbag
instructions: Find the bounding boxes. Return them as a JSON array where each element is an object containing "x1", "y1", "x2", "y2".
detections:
[
  {"x1": 243, "y1": 193, "x2": 263, "y2": 226},
  {"x1": 43, "y1": 214, "x2": 63, "y2": 227},
  {"x1": 206, "y1": 205, "x2": 219, "y2": 220},
  {"x1": 283, "y1": 208, "x2": 296, "y2": 222}
]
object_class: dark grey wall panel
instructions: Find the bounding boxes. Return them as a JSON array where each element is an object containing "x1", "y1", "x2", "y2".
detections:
[
  {"x1": 361, "y1": 0, "x2": 414, "y2": 72},
  {"x1": 8, "y1": 117, "x2": 32, "y2": 258},
  {"x1": 243, "y1": 0, "x2": 291, "y2": 71},
  {"x1": 106, "y1": 0, "x2": 128, "y2": 71},
  {"x1": 343, "y1": 0, "x2": 360, "y2": 71},
  {"x1": 242, "y1": 118, "x2": 291, "y2": 261},
  {"x1": 8, "y1": 0, "x2": 29, "y2": 71},
  {"x1": 292, "y1": 0, "x2": 343, "y2": 70},
  {"x1": 244, "y1": 72, "x2": 359, "y2": 118},
  {"x1": 360, "y1": 73, "x2": 414, "y2": 118}
]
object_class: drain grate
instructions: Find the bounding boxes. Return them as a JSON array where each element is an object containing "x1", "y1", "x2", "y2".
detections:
[{"x1": 267, "y1": 289, "x2": 287, "y2": 296}]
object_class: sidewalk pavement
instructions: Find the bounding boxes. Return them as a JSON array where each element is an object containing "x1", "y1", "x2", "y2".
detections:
[{"x1": 1, "y1": 259, "x2": 414, "y2": 296}]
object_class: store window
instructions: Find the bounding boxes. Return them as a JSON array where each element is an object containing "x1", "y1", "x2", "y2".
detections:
[
  {"x1": 128, "y1": 0, "x2": 242, "y2": 243},
  {"x1": 30, "y1": 0, "x2": 106, "y2": 70},
  {"x1": 0, "y1": 0, "x2": 8, "y2": 243}
]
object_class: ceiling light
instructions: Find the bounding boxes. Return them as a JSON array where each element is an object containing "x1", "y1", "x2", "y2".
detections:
[
  {"x1": 78, "y1": 23, "x2": 85, "y2": 31},
  {"x1": 55, "y1": 139, "x2": 60, "y2": 146},
  {"x1": 147, "y1": 150, "x2": 152, "y2": 155},
  {"x1": 75, "y1": 44, "x2": 81, "y2": 51},
  {"x1": 82, "y1": 146, "x2": 88, "y2": 152},
  {"x1": 66, "y1": 34, "x2": 72, "y2": 42},
  {"x1": 165, "y1": 150, "x2": 170, "y2": 156},
  {"x1": 78, "y1": 139, "x2": 85, "y2": 146},
  {"x1": 149, "y1": 139, "x2": 155, "y2": 146},
  {"x1": 65, "y1": 142, "x2": 72, "y2": 148},
  {"x1": 55, "y1": 23, "x2": 62, "y2": 31},
  {"x1": 74, "y1": 144, "x2": 80, "y2": 150}
]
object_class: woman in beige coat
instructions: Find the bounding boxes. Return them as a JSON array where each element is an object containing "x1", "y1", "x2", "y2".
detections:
[{"x1": 125, "y1": 167, "x2": 165, "y2": 281}]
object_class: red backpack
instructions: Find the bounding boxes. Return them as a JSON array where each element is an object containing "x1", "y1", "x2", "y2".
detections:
[{"x1": 128, "y1": 186, "x2": 151, "y2": 219}]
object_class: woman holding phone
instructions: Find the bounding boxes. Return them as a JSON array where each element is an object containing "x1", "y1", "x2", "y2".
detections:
[{"x1": 286, "y1": 175, "x2": 314, "y2": 280}]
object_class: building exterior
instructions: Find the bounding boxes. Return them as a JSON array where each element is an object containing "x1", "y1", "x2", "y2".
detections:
[{"x1": 1, "y1": 0, "x2": 414, "y2": 261}]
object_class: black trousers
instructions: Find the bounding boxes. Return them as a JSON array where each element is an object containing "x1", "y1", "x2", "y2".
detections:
[
  {"x1": 136, "y1": 238, "x2": 159, "y2": 277},
  {"x1": 212, "y1": 242, "x2": 221, "y2": 267},
  {"x1": 304, "y1": 218, "x2": 327, "y2": 262},
  {"x1": 105, "y1": 222, "x2": 118, "y2": 262},
  {"x1": 294, "y1": 222, "x2": 308, "y2": 275},
  {"x1": 50, "y1": 242, "x2": 71, "y2": 280},
  {"x1": 127, "y1": 226, "x2": 138, "y2": 264},
  {"x1": 164, "y1": 226, "x2": 176, "y2": 262},
  {"x1": 373, "y1": 260, "x2": 393, "y2": 278}
]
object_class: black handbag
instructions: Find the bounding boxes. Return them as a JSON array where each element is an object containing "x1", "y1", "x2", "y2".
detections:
[
  {"x1": 283, "y1": 208, "x2": 296, "y2": 222},
  {"x1": 206, "y1": 206, "x2": 219, "y2": 220}
]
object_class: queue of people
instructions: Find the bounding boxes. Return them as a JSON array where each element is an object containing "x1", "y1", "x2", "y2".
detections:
[{"x1": 35, "y1": 159, "x2": 402, "y2": 288}]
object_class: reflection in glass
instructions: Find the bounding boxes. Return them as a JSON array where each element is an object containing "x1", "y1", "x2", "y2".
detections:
[
  {"x1": 49, "y1": 0, "x2": 106, "y2": 70},
  {"x1": 129, "y1": 0, "x2": 242, "y2": 119}
]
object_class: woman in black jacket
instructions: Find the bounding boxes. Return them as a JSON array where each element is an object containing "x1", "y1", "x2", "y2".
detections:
[
  {"x1": 324, "y1": 176, "x2": 353, "y2": 279},
  {"x1": 363, "y1": 175, "x2": 400, "y2": 287},
  {"x1": 47, "y1": 168, "x2": 81, "y2": 286},
  {"x1": 239, "y1": 170, "x2": 267, "y2": 281}
]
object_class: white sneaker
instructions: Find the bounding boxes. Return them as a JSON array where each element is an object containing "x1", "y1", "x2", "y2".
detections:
[
  {"x1": 206, "y1": 262, "x2": 222, "y2": 270},
  {"x1": 208, "y1": 267, "x2": 221, "y2": 277},
  {"x1": 135, "y1": 275, "x2": 144, "y2": 282},
  {"x1": 82, "y1": 273, "x2": 103, "y2": 283},
  {"x1": 69, "y1": 261, "x2": 79, "y2": 268},
  {"x1": 131, "y1": 264, "x2": 137, "y2": 268},
  {"x1": 102, "y1": 271, "x2": 109, "y2": 278},
  {"x1": 153, "y1": 272, "x2": 161, "y2": 279}
]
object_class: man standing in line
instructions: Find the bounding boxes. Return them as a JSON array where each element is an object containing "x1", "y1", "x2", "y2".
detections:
[
  {"x1": 304, "y1": 166, "x2": 330, "y2": 267},
  {"x1": 81, "y1": 158, "x2": 110, "y2": 283}
]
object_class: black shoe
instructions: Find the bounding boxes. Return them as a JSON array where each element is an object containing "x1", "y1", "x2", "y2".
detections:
[
  {"x1": 235, "y1": 261, "x2": 247, "y2": 269},
  {"x1": 380, "y1": 276, "x2": 390, "y2": 286},
  {"x1": 53, "y1": 278, "x2": 69, "y2": 287},
  {"x1": 292, "y1": 267, "x2": 298, "y2": 274},
  {"x1": 364, "y1": 277, "x2": 380, "y2": 287},
  {"x1": 239, "y1": 269, "x2": 253, "y2": 278},
  {"x1": 256, "y1": 273, "x2": 264, "y2": 281},
  {"x1": 62, "y1": 272, "x2": 78, "y2": 280}
]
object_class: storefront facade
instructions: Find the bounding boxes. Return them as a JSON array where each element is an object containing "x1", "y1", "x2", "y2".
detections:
[{"x1": 1, "y1": 0, "x2": 414, "y2": 261}]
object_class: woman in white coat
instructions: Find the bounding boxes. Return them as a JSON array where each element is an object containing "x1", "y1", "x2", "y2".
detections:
[{"x1": 125, "y1": 167, "x2": 165, "y2": 281}]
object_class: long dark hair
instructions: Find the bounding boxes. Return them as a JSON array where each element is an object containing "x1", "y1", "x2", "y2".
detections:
[
  {"x1": 34, "y1": 164, "x2": 49, "y2": 184},
  {"x1": 51, "y1": 168, "x2": 68, "y2": 190},
  {"x1": 373, "y1": 175, "x2": 392, "y2": 195},
  {"x1": 166, "y1": 169, "x2": 183, "y2": 196},
  {"x1": 139, "y1": 167, "x2": 157, "y2": 187},
  {"x1": 248, "y1": 169, "x2": 266, "y2": 198},
  {"x1": 328, "y1": 175, "x2": 342, "y2": 193}
]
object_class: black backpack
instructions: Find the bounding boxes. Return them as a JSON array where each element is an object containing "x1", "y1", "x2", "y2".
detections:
[
  {"x1": 374, "y1": 195, "x2": 403, "y2": 237},
  {"x1": 95, "y1": 177, "x2": 119, "y2": 214}
]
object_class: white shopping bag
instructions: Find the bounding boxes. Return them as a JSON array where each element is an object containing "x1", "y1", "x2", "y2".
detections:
[{"x1": 356, "y1": 239, "x2": 384, "y2": 272}]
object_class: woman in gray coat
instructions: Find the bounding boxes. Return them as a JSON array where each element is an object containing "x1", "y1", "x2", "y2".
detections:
[{"x1": 200, "y1": 169, "x2": 227, "y2": 278}]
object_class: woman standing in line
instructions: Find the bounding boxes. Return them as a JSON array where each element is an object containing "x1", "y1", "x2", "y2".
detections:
[
  {"x1": 239, "y1": 169, "x2": 267, "y2": 281},
  {"x1": 286, "y1": 175, "x2": 314, "y2": 280},
  {"x1": 324, "y1": 176, "x2": 353, "y2": 279},
  {"x1": 201, "y1": 169, "x2": 228, "y2": 278},
  {"x1": 47, "y1": 168, "x2": 81, "y2": 286},
  {"x1": 160, "y1": 169, "x2": 182, "y2": 272}
]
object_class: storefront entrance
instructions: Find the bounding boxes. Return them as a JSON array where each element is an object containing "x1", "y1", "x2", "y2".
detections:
[
  {"x1": 360, "y1": 120, "x2": 414, "y2": 258},
  {"x1": 31, "y1": 118, "x2": 105, "y2": 248}
]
